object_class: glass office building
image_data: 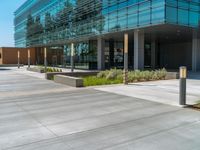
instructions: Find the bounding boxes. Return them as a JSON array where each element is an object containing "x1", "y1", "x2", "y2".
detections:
[{"x1": 14, "y1": 0, "x2": 200, "y2": 70}]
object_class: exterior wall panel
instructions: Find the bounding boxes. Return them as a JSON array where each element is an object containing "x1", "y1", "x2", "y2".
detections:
[
  {"x1": 0, "y1": 48, "x2": 3, "y2": 64},
  {"x1": 0, "y1": 48, "x2": 36, "y2": 65}
]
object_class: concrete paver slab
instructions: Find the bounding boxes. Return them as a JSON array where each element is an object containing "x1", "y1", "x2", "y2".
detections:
[{"x1": 96, "y1": 79, "x2": 200, "y2": 106}]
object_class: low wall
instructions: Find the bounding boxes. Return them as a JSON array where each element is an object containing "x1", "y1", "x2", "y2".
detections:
[
  {"x1": 165, "y1": 72, "x2": 179, "y2": 80},
  {"x1": 0, "y1": 64, "x2": 24, "y2": 67},
  {"x1": 1, "y1": 47, "x2": 36, "y2": 65},
  {"x1": 54, "y1": 75, "x2": 83, "y2": 87},
  {"x1": 46, "y1": 71, "x2": 99, "y2": 80},
  {"x1": 27, "y1": 67, "x2": 45, "y2": 73}
]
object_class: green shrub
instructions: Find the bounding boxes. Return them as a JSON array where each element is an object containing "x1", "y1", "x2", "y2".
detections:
[
  {"x1": 83, "y1": 76, "x2": 122, "y2": 87},
  {"x1": 106, "y1": 68, "x2": 123, "y2": 80},
  {"x1": 157, "y1": 68, "x2": 167, "y2": 79},
  {"x1": 97, "y1": 70, "x2": 108, "y2": 78},
  {"x1": 106, "y1": 71, "x2": 117, "y2": 80},
  {"x1": 45, "y1": 67, "x2": 62, "y2": 73}
]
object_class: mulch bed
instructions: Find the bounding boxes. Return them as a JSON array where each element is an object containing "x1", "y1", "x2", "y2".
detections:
[{"x1": 187, "y1": 104, "x2": 200, "y2": 111}]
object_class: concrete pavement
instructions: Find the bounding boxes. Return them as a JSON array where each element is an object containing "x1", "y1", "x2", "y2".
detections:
[
  {"x1": 96, "y1": 79, "x2": 200, "y2": 106},
  {"x1": 0, "y1": 67, "x2": 200, "y2": 150}
]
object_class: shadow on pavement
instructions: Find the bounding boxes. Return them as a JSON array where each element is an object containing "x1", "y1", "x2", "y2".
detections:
[{"x1": 0, "y1": 68, "x2": 11, "y2": 71}]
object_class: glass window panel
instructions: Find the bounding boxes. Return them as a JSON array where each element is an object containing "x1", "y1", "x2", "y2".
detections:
[
  {"x1": 166, "y1": 0, "x2": 177, "y2": 7},
  {"x1": 152, "y1": 0, "x2": 165, "y2": 7},
  {"x1": 178, "y1": 9, "x2": 189, "y2": 25},
  {"x1": 139, "y1": 10, "x2": 150, "y2": 25},
  {"x1": 178, "y1": 1, "x2": 189, "y2": 9},
  {"x1": 128, "y1": 13, "x2": 138, "y2": 28},
  {"x1": 118, "y1": 16, "x2": 127, "y2": 29},
  {"x1": 189, "y1": 11, "x2": 199, "y2": 27},
  {"x1": 109, "y1": 18, "x2": 118, "y2": 31},
  {"x1": 152, "y1": 6, "x2": 165, "y2": 23},
  {"x1": 166, "y1": 6, "x2": 177, "y2": 23}
]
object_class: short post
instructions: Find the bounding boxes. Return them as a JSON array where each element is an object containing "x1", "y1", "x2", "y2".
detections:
[
  {"x1": 28, "y1": 49, "x2": 30, "y2": 68},
  {"x1": 71, "y1": 43, "x2": 75, "y2": 72},
  {"x1": 179, "y1": 66, "x2": 187, "y2": 106},
  {"x1": 124, "y1": 33, "x2": 128, "y2": 84},
  {"x1": 17, "y1": 50, "x2": 20, "y2": 69},
  {"x1": 44, "y1": 47, "x2": 47, "y2": 72}
]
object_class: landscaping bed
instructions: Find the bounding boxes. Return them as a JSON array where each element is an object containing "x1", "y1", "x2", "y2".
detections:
[
  {"x1": 83, "y1": 68, "x2": 167, "y2": 87},
  {"x1": 45, "y1": 68, "x2": 175, "y2": 87},
  {"x1": 188, "y1": 102, "x2": 200, "y2": 111}
]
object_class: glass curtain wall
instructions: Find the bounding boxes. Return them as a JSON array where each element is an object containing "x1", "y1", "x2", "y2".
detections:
[
  {"x1": 15, "y1": 0, "x2": 167, "y2": 47},
  {"x1": 105, "y1": 40, "x2": 124, "y2": 69},
  {"x1": 63, "y1": 40, "x2": 97, "y2": 69},
  {"x1": 14, "y1": 0, "x2": 200, "y2": 47},
  {"x1": 166, "y1": 0, "x2": 200, "y2": 27}
]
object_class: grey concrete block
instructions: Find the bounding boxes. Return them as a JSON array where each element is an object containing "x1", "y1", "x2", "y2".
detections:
[
  {"x1": 165, "y1": 72, "x2": 179, "y2": 79},
  {"x1": 0, "y1": 64, "x2": 23, "y2": 67},
  {"x1": 27, "y1": 67, "x2": 45, "y2": 73},
  {"x1": 54, "y1": 75, "x2": 83, "y2": 87},
  {"x1": 46, "y1": 71, "x2": 99, "y2": 80}
]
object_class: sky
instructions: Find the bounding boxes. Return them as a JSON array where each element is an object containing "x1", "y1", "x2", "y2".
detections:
[{"x1": 0, "y1": 0, "x2": 26, "y2": 47}]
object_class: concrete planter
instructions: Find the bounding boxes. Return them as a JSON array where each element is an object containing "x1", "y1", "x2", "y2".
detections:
[
  {"x1": 27, "y1": 67, "x2": 45, "y2": 73},
  {"x1": 165, "y1": 72, "x2": 179, "y2": 79},
  {"x1": 54, "y1": 75, "x2": 83, "y2": 87},
  {"x1": 45, "y1": 71, "x2": 99, "y2": 80},
  {"x1": 0, "y1": 64, "x2": 24, "y2": 67}
]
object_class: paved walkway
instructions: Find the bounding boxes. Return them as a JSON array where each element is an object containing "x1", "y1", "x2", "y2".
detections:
[
  {"x1": 0, "y1": 67, "x2": 200, "y2": 150},
  {"x1": 3, "y1": 66, "x2": 92, "y2": 80},
  {"x1": 96, "y1": 78, "x2": 200, "y2": 106}
]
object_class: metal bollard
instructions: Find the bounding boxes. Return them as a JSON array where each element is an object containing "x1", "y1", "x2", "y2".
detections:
[
  {"x1": 179, "y1": 66, "x2": 187, "y2": 106},
  {"x1": 18, "y1": 51, "x2": 20, "y2": 69},
  {"x1": 123, "y1": 33, "x2": 128, "y2": 85},
  {"x1": 44, "y1": 47, "x2": 47, "y2": 72},
  {"x1": 28, "y1": 49, "x2": 30, "y2": 68},
  {"x1": 71, "y1": 43, "x2": 75, "y2": 72}
]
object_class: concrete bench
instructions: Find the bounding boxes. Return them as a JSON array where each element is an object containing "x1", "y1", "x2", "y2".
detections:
[
  {"x1": 54, "y1": 75, "x2": 83, "y2": 87},
  {"x1": 27, "y1": 67, "x2": 45, "y2": 73},
  {"x1": 46, "y1": 71, "x2": 99, "y2": 80},
  {"x1": 0, "y1": 64, "x2": 24, "y2": 67},
  {"x1": 165, "y1": 72, "x2": 179, "y2": 79}
]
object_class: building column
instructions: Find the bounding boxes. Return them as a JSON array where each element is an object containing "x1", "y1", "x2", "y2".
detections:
[
  {"x1": 134, "y1": 30, "x2": 144, "y2": 70},
  {"x1": 97, "y1": 38, "x2": 105, "y2": 70},
  {"x1": 192, "y1": 30, "x2": 200, "y2": 72},
  {"x1": 151, "y1": 36, "x2": 156, "y2": 69},
  {"x1": 63, "y1": 45, "x2": 67, "y2": 67}
]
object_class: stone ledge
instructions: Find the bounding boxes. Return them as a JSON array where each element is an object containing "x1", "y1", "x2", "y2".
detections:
[
  {"x1": 165, "y1": 72, "x2": 179, "y2": 80},
  {"x1": 27, "y1": 67, "x2": 45, "y2": 73},
  {"x1": 45, "y1": 71, "x2": 99, "y2": 80},
  {"x1": 0, "y1": 64, "x2": 24, "y2": 67},
  {"x1": 54, "y1": 75, "x2": 83, "y2": 87}
]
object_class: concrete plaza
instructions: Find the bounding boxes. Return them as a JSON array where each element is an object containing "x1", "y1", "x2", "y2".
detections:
[
  {"x1": 0, "y1": 67, "x2": 200, "y2": 150},
  {"x1": 96, "y1": 78, "x2": 200, "y2": 106}
]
